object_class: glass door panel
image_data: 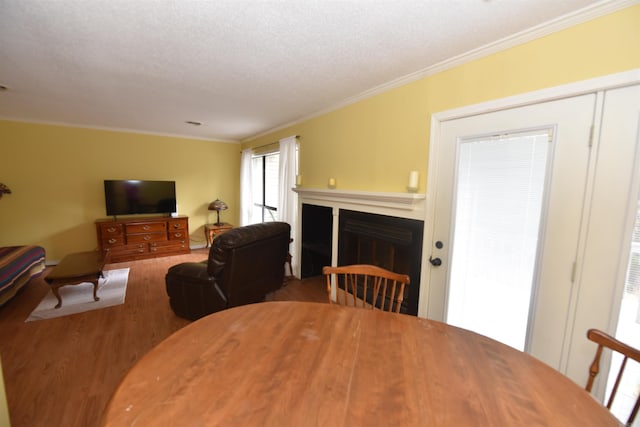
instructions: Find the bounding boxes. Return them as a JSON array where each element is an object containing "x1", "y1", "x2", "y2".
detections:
[{"x1": 447, "y1": 130, "x2": 550, "y2": 350}]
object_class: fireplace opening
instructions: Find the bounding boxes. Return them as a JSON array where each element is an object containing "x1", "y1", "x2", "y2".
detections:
[
  {"x1": 301, "y1": 204, "x2": 333, "y2": 278},
  {"x1": 338, "y1": 209, "x2": 423, "y2": 315}
]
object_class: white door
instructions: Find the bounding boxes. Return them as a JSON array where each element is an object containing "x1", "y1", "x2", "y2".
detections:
[
  {"x1": 426, "y1": 94, "x2": 597, "y2": 370},
  {"x1": 565, "y1": 85, "x2": 640, "y2": 420},
  {"x1": 424, "y1": 83, "x2": 640, "y2": 389}
]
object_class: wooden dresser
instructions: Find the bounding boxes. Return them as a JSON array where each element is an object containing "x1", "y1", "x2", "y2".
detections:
[{"x1": 96, "y1": 216, "x2": 190, "y2": 263}]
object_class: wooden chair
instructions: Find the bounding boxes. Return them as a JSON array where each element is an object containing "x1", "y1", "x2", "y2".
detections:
[
  {"x1": 585, "y1": 328, "x2": 640, "y2": 426},
  {"x1": 322, "y1": 264, "x2": 410, "y2": 313}
]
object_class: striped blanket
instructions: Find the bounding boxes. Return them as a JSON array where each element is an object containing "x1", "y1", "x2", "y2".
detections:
[{"x1": 0, "y1": 246, "x2": 46, "y2": 306}]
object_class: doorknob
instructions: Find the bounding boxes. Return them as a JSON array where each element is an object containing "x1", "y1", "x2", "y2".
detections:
[{"x1": 429, "y1": 256, "x2": 442, "y2": 266}]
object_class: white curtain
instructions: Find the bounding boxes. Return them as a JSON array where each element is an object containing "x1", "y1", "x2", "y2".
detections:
[
  {"x1": 278, "y1": 136, "x2": 298, "y2": 275},
  {"x1": 239, "y1": 148, "x2": 254, "y2": 226}
]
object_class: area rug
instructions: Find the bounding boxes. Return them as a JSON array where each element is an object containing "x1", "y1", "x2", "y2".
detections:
[{"x1": 25, "y1": 268, "x2": 129, "y2": 322}]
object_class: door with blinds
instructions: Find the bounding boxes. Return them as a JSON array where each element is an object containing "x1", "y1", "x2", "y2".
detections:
[
  {"x1": 564, "y1": 84, "x2": 640, "y2": 424},
  {"x1": 426, "y1": 94, "x2": 596, "y2": 366},
  {"x1": 425, "y1": 84, "x2": 640, "y2": 392}
]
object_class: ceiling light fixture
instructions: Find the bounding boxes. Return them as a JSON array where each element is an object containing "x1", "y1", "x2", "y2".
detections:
[
  {"x1": 185, "y1": 121, "x2": 202, "y2": 126},
  {"x1": 0, "y1": 85, "x2": 8, "y2": 92}
]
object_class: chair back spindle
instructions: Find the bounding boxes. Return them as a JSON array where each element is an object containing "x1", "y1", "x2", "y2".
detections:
[
  {"x1": 322, "y1": 264, "x2": 410, "y2": 313},
  {"x1": 585, "y1": 328, "x2": 640, "y2": 426}
]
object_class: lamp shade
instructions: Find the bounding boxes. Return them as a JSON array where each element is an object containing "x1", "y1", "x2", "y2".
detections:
[
  {"x1": 208, "y1": 199, "x2": 228, "y2": 212},
  {"x1": 208, "y1": 199, "x2": 228, "y2": 225}
]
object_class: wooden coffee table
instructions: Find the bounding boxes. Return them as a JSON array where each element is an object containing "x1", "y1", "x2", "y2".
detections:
[{"x1": 45, "y1": 250, "x2": 110, "y2": 309}]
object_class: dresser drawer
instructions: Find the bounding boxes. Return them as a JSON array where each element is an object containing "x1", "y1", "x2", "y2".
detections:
[
  {"x1": 102, "y1": 235, "x2": 125, "y2": 247},
  {"x1": 100, "y1": 223, "x2": 123, "y2": 236},
  {"x1": 168, "y1": 219, "x2": 188, "y2": 231},
  {"x1": 126, "y1": 222, "x2": 166, "y2": 234},
  {"x1": 109, "y1": 243, "x2": 149, "y2": 260},
  {"x1": 127, "y1": 232, "x2": 167, "y2": 244},
  {"x1": 110, "y1": 243, "x2": 147, "y2": 254},
  {"x1": 169, "y1": 230, "x2": 188, "y2": 240},
  {"x1": 150, "y1": 240, "x2": 189, "y2": 254}
]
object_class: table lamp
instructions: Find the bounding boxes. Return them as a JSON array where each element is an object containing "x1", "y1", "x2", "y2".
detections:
[{"x1": 208, "y1": 199, "x2": 228, "y2": 225}]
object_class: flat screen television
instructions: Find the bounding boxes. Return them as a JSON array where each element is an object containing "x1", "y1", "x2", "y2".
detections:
[{"x1": 104, "y1": 180, "x2": 177, "y2": 216}]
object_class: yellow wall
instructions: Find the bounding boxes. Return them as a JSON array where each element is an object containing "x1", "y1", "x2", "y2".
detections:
[
  {"x1": 0, "y1": 121, "x2": 240, "y2": 260},
  {"x1": 244, "y1": 5, "x2": 640, "y2": 193}
]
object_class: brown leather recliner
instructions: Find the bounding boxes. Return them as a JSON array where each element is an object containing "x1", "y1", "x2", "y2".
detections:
[{"x1": 165, "y1": 222, "x2": 291, "y2": 320}]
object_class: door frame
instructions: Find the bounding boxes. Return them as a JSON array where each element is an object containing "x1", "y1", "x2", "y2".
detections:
[{"x1": 419, "y1": 68, "x2": 640, "y2": 320}]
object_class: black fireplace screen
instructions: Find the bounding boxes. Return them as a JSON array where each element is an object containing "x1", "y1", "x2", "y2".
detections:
[{"x1": 338, "y1": 209, "x2": 424, "y2": 315}]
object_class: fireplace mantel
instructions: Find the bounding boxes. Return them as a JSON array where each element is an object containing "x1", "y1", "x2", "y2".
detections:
[{"x1": 293, "y1": 187, "x2": 426, "y2": 217}]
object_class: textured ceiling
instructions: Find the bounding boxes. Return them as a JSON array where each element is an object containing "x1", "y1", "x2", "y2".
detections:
[{"x1": 0, "y1": 0, "x2": 622, "y2": 142}]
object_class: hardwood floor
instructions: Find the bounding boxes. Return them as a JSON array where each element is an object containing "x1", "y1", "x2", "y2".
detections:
[{"x1": 0, "y1": 249, "x2": 326, "y2": 427}]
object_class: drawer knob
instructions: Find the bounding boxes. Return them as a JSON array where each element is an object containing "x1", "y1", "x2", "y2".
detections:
[
  {"x1": 143, "y1": 225, "x2": 151, "y2": 231},
  {"x1": 108, "y1": 238, "x2": 117, "y2": 244},
  {"x1": 107, "y1": 227, "x2": 117, "y2": 233},
  {"x1": 173, "y1": 223, "x2": 180, "y2": 228},
  {"x1": 174, "y1": 233, "x2": 182, "y2": 238},
  {"x1": 143, "y1": 235, "x2": 151, "y2": 241}
]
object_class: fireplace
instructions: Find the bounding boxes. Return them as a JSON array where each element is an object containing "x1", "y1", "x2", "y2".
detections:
[
  {"x1": 295, "y1": 189, "x2": 427, "y2": 315},
  {"x1": 338, "y1": 209, "x2": 423, "y2": 315},
  {"x1": 299, "y1": 201, "x2": 424, "y2": 315}
]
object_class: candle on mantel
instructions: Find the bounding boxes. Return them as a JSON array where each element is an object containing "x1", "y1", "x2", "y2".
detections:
[
  {"x1": 328, "y1": 178, "x2": 336, "y2": 189},
  {"x1": 408, "y1": 171, "x2": 419, "y2": 192}
]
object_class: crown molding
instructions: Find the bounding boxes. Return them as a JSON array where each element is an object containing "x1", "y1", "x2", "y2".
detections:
[
  {"x1": 0, "y1": 116, "x2": 240, "y2": 144},
  {"x1": 246, "y1": 0, "x2": 638, "y2": 142}
]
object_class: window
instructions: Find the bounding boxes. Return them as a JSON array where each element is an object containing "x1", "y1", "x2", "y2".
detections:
[
  {"x1": 244, "y1": 140, "x2": 298, "y2": 226},
  {"x1": 251, "y1": 152, "x2": 280, "y2": 223}
]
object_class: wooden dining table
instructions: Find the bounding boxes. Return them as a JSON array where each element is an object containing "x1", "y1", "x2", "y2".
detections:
[{"x1": 102, "y1": 301, "x2": 621, "y2": 426}]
